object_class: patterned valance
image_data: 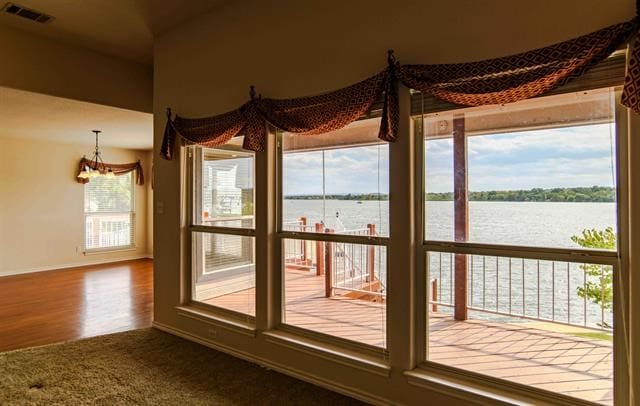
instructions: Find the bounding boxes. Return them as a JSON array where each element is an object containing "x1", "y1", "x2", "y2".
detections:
[
  {"x1": 76, "y1": 157, "x2": 145, "y2": 185},
  {"x1": 162, "y1": 14, "x2": 640, "y2": 159},
  {"x1": 161, "y1": 71, "x2": 392, "y2": 158}
]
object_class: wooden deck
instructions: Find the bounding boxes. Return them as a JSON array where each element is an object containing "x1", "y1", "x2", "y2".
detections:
[
  {"x1": 204, "y1": 268, "x2": 612, "y2": 404},
  {"x1": 430, "y1": 316, "x2": 613, "y2": 404}
]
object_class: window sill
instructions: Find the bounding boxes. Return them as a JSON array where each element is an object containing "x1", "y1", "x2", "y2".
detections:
[
  {"x1": 83, "y1": 246, "x2": 136, "y2": 255},
  {"x1": 262, "y1": 329, "x2": 390, "y2": 378},
  {"x1": 405, "y1": 364, "x2": 594, "y2": 406},
  {"x1": 175, "y1": 305, "x2": 256, "y2": 337}
]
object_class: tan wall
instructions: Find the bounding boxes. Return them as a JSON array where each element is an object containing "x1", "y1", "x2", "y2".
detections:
[
  {"x1": 146, "y1": 150, "x2": 154, "y2": 257},
  {"x1": 0, "y1": 136, "x2": 152, "y2": 275},
  {"x1": 153, "y1": 1, "x2": 636, "y2": 404},
  {"x1": 0, "y1": 24, "x2": 152, "y2": 113}
]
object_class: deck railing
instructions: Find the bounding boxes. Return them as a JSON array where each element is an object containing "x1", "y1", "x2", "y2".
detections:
[
  {"x1": 283, "y1": 218, "x2": 315, "y2": 267},
  {"x1": 328, "y1": 224, "x2": 385, "y2": 299},
  {"x1": 283, "y1": 217, "x2": 612, "y2": 330},
  {"x1": 283, "y1": 218, "x2": 386, "y2": 300},
  {"x1": 428, "y1": 251, "x2": 613, "y2": 330},
  {"x1": 85, "y1": 214, "x2": 132, "y2": 250}
]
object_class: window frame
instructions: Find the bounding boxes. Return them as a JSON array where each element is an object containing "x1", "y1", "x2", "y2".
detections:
[
  {"x1": 274, "y1": 126, "x2": 391, "y2": 357},
  {"x1": 186, "y1": 145, "x2": 257, "y2": 323},
  {"x1": 414, "y1": 85, "x2": 629, "y2": 405},
  {"x1": 83, "y1": 171, "x2": 136, "y2": 253}
]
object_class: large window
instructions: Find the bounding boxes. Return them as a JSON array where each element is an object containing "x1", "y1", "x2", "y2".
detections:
[
  {"x1": 280, "y1": 118, "x2": 389, "y2": 349},
  {"x1": 84, "y1": 172, "x2": 135, "y2": 251},
  {"x1": 421, "y1": 88, "x2": 620, "y2": 405},
  {"x1": 190, "y1": 142, "x2": 256, "y2": 317},
  {"x1": 181, "y1": 57, "x2": 631, "y2": 405}
]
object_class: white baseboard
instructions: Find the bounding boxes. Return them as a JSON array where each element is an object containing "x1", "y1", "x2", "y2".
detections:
[
  {"x1": 152, "y1": 321, "x2": 392, "y2": 406},
  {"x1": 0, "y1": 254, "x2": 153, "y2": 277}
]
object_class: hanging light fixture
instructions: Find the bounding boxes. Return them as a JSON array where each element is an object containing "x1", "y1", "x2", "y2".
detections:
[{"x1": 77, "y1": 130, "x2": 115, "y2": 179}]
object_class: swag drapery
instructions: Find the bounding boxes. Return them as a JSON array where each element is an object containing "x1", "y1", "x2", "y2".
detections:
[
  {"x1": 161, "y1": 14, "x2": 640, "y2": 159},
  {"x1": 76, "y1": 157, "x2": 145, "y2": 185}
]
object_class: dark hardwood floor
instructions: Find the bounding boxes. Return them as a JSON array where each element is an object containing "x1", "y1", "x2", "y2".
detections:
[{"x1": 0, "y1": 259, "x2": 153, "y2": 352}]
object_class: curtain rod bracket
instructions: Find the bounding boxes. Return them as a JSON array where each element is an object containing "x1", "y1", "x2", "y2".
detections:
[
  {"x1": 249, "y1": 85, "x2": 259, "y2": 100},
  {"x1": 387, "y1": 49, "x2": 398, "y2": 66}
]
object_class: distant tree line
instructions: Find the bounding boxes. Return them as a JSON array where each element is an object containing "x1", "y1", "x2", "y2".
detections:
[
  {"x1": 286, "y1": 193, "x2": 388, "y2": 201},
  {"x1": 284, "y1": 186, "x2": 615, "y2": 202},
  {"x1": 427, "y1": 186, "x2": 615, "y2": 202}
]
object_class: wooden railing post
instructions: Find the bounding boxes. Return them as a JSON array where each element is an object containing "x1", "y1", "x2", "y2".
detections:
[
  {"x1": 315, "y1": 223, "x2": 325, "y2": 275},
  {"x1": 325, "y1": 228, "x2": 334, "y2": 297},
  {"x1": 453, "y1": 115, "x2": 469, "y2": 321},
  {"x1": 431, "y1": 279, "x2": 438, "y2": 312},
  {"x1": 367, "y1": 224, "x2": 376, "y2": 282},
  {"x1": 300, "y1": 217, "x2": 308, "y2": 263}
]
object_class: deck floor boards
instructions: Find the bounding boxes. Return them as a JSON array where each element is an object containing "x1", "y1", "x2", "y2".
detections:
[{"x1": 205, "y1": 268, "x2": 613, "y2": 404}]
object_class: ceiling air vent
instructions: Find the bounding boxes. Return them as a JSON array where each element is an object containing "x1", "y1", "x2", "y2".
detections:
[{"x1": 2, "y1": 2, "x2": 54, "y2": 23}]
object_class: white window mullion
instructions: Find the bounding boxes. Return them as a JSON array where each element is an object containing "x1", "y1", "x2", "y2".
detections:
[
  {"x1": 255, "y1": 127, "x2": 280, "y2": 331},
  {"x1": 388, "y1": 83, "x2": 418, "y2": 369},
  {"x1": 614, "y1": 88, "x2": 631, "y2": 406}
]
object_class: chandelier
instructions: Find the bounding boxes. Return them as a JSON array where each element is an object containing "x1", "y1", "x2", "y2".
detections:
[{"x1": 77, "y1": 130, "x2": 115, "y2": 179}]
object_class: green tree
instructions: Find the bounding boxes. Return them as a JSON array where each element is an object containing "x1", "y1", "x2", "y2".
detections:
[{"x1": 571, "y1": 227, "x2": 615, "y2": 313}]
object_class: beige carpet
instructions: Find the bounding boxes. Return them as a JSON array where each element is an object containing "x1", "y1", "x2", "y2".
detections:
[{"x1": 0, "y1": 328, "x2": 364, "y2": 405}]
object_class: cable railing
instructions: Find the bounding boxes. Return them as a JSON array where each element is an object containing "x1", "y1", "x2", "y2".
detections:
[{"x1": 427, "y1": 251, "x2": 614, "y2": 330}]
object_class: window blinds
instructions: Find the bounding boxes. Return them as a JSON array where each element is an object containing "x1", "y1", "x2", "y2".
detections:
[{"x1": 84, "y1": 172, "x2": 135, "y2": 251}]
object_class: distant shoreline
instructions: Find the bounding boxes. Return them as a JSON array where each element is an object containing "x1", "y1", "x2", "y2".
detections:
[{"x1": 284, "y1": 186, "x2": 615, "y2": 203}]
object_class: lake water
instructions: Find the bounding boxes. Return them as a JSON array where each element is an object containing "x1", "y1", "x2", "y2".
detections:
[
  {"x1": 284, "y1": 200, "x2": 616, "y2": 327},
  {"x1": 284, "y1": 200, "x2": 617, "y2": 249}
]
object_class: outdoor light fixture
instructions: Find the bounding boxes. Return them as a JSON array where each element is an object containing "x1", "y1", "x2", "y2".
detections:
[{"x1": 77, "y1": 130, "x2": 115, "y2": 179}]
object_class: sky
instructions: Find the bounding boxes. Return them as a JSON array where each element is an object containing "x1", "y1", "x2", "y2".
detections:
[
  {"x1": 283, "y1": 144, "x2": 390, "y2": 196},
  {"x1": 282, "y1": 123, "x2": 616, "y2": 195}
]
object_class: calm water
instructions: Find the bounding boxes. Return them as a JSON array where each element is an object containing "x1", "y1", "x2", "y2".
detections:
[
  {"x1": 284, "y1": 200, "x2": 616, "y2": 327},
  {"x1": 284, "y1": 200, "x2": 616, "y2": 249}
]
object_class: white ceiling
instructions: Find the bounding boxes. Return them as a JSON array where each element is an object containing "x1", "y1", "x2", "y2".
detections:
[
  {"x1": 0, "y1": 86, "x2": 153, "y2": 150},
  {"x1": 0, "y1": 0, "x2": 228, "y2": 65}
]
